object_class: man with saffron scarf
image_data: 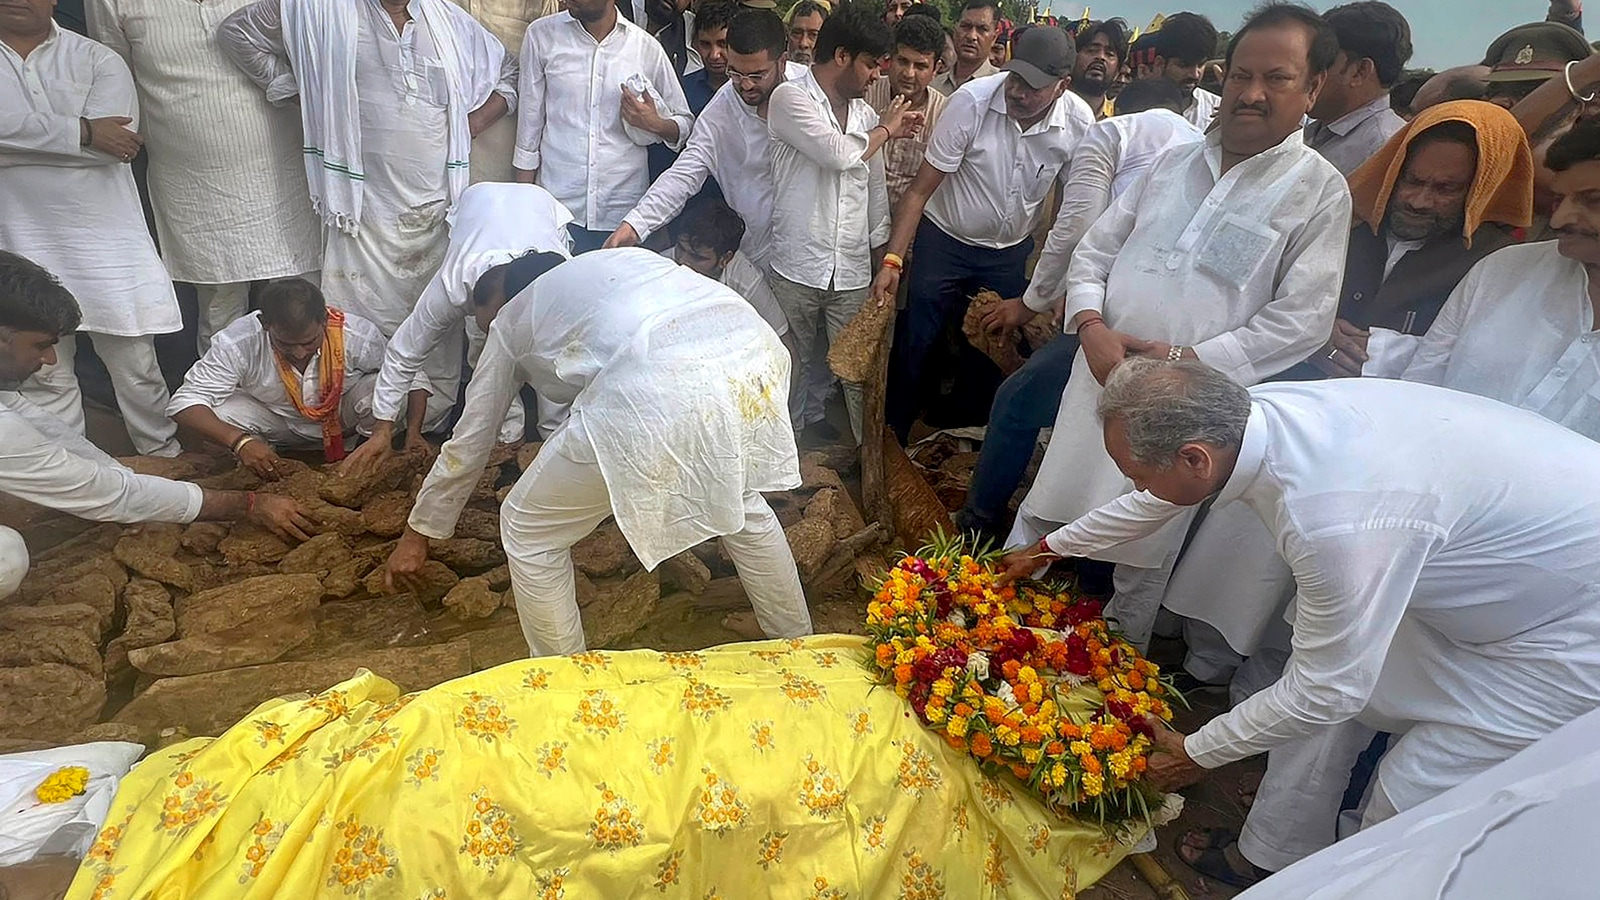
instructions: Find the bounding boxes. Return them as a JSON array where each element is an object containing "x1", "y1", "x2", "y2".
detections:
[
  {"x1": 217, "y1": 0, "x2": 516, "y2": 357},
  {"x1": 168, "y1": 280, "x2": 418, "y2": 479}
]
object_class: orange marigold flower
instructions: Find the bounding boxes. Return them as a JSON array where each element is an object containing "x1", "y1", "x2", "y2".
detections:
[{"x1": 970, "y1": 733, "x2": 994, "y2": 757}]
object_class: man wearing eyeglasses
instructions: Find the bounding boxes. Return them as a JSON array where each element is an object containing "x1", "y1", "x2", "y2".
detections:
[{"x1": 604, "y1": 9, "x2": 804, "y2": 271}]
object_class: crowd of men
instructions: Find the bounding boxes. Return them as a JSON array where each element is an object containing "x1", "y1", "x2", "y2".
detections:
[{"x1": 5, "y1": 0, "x2": 1600, "y2": 888}]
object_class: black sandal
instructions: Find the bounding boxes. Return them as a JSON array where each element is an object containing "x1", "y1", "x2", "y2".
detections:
[{"x1": 1174, "y1": 828, "x2": 1271, "y2": 889}]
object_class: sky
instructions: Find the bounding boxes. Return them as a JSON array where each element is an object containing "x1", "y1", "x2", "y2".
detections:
[{"x1": 1037, "y1": 1, "x2": 1563, "y2": 70}]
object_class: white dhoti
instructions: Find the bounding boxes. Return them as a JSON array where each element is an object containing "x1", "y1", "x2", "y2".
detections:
[
  {"x1": 211, "y1": 372, "x2": 450, "y2": 447},
  {"x1": 20, "y1": 333, "x2": 180, "y2": 458},
  {"x1": 500, "y1": 423, "x2": 813, "y2": 657},
  {"x1": 0, "y1": 526, "x2": 27, "y2": 601}
]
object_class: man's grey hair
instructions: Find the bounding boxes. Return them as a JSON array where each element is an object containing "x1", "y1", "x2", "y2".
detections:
[{"x1": 1096, "y1": 358, "x2": 1251, "y2": 467}]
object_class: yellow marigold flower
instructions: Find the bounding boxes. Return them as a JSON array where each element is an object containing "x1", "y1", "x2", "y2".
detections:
[
  {"x1": 1069, "y1": 740, "x2": 1091, "y2": 757},
  {"x1": 946, "y1": 716, "x2": 969, "y2": 738},
  {"x1": 931, "y1": 679, "x2": 954, "y2": 698},
  {"x1": 1051, "y1": 762, "x2": 1067, "y2": 785},
  {"x1": 925, "y1": 705, "x2": 948, "y2": 724},
  {"x1": 1082, "y1": 772, "x2": 1104, "y2": 796},
  {"x1": 36, "y1": 766, "x2": 90, "y2": 804},
  {"x1": 1017, "y1": 666, "x2": 1038, "y2": 683}
]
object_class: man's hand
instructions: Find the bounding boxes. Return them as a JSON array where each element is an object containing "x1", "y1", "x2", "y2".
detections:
[
  {"x1": 382, "y1": 529, "x2": 430, "y2": 595},
  {"x1": 237, "y1": 438, "x2": 286, "y2": 481},
  {"x1": 87, "y1": 116, "x2": 142, "y2": 162},
  {"x1": 995, "y1": 543, "x2": 1056, "y2": 586},
  {"x1": 1079, "y1": 319, "x2": 1152, "y2": 385},
  {"x1": 869, "y1": 265, "x2": 901, "y2": 309},
  {"x1": 981, "y1": 298, "x2": 1034, "y2": 339},
  {"x1": 1049, "y1": 297, "x2": 1066, "y2": 328},
  {"x1": 514, "y1": 166, "x2": 539, "y2": 185},
  {"x1": 603, "y1": 222, "x2": 642, "y2": 250},
  {"x1": 402, "y1": 428, "x2": 431, "y2": 455},
  {"x1": 248, "y1": 494, "x2": 318, "y2": 543},
  {"x1": 466, "y1": 93, "x2": 508, "y2": 138},
  {"x1": 1145, "y1": 720, "x2": 1207, "y2": 792},
  {"x1": 879, "y1": 95, "x2": 925, "y2": 139},
  {"x1": 620, "y1": 87, "x2": 671, "y2": 139},
  {"x1": 340, "y1": 423, "x2": 394, "y2": 479},
  {"x1": 1324, "y1": 319, "x2": 1369, "y2": 377}
]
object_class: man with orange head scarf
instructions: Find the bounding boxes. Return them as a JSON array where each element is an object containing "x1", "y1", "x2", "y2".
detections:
[{"x1": 1280, "y1": 100, "x2": 1535, "y2": 379}]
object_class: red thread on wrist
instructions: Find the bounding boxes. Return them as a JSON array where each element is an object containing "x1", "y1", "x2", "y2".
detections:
[{"x1": 1077, "y1": 316, "x2": 1106, "y2": 333}]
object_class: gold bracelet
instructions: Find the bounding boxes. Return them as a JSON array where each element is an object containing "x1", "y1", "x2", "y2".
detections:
[{"x1": 231, "y1": 433, "x2": 260, "y2": 456}]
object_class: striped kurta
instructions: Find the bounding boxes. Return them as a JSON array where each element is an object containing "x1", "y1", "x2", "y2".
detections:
[{"x1": 87, "y1": 0, "x2": 322, "y2": 284}]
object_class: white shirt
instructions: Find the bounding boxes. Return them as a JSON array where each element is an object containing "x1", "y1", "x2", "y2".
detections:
[
  {"x1": 1023, "y1": 108, "x2": 1203, "y2": 312},
  {"x1": 1021, "y1": 131, "x2": 1351, "y2": 558},
  {"x1": 766, "y1": 67, "x2": 890, "y2": 291},
  {"x1": 0, "y1": 392, "x2": 202, "y2": 525},
  {"x1": 658, "y1": 247, "x2": 788, "y2": 335},
  {"x1": 622, "y1": 62, "x2": 808, "y2": 269},
  {"x1": 168, "y1": 310, "x2": 389, "y2": 443},
  {"x1": 1402, "y1": 241, "x2": 1600, "y2": 441},
  {"x1": 514, "y1": 12, "x2": 693, "y2": 230},
  {"x1": 922, "y1": 73, "x2": 1094, "y2": 250},
  {"x1": 86, "y1": 0, "x2": 322, "y2": 284},
  {"x1": 1042, "y1": 379, "x2": 1600, "y2": 768},
  {"x1": 372, "y1": 181, "x2": 573, "y2": 425},
  {"x1": 1185, "y1": 86, "x2": 1219, "y2": 129},
  {"x1": 1306, "y1": 92, "x2": 1406, "y2": 177},
  {"x1": 0, "y1": 25, "x2": 181, "y2": 338},
  {"x1": 408, "y1": 248, "x2": 798, "y2": 567}
]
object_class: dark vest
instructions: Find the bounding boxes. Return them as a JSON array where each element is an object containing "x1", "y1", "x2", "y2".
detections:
[{"x1": 1338, "y1": 222, "x2": 1517, "y2": 335}]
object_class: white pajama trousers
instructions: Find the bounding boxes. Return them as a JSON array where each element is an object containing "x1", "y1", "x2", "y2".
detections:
[
  {"x1": 211, "y1": 372, "x2": 451, "y2": 446},
  {"x1": 0, "y1": 526, "x2": 26, "y2": 601},
  {"x1": 499, "y1": 425, "x2": 814, "y2": 658},
  {"x1": 20, "y1": 332, "x2": 180, "y2": 458}
]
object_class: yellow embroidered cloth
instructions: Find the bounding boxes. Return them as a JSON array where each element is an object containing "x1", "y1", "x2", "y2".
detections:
[{"x1": 68, "y1": 636, "x2": 1142, "y2": 899}]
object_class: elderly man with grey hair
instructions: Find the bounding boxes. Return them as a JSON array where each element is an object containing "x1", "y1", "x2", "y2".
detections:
[{"x1": 998, "y1": 358, "x2": 1600, "y2": 885}]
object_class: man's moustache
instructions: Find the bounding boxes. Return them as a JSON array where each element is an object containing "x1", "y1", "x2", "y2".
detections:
[
  {"x1": 1232, "y1": 104, "x2": 1268, "y2": 115},
  {"x1": 1556, "y1": 227, "x2": 1600, "y2": 239}
]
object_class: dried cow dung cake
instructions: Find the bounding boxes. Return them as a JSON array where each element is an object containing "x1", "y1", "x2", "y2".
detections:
[{"x1": 827, "y1": 299, "x2": 892, "y2": 384}]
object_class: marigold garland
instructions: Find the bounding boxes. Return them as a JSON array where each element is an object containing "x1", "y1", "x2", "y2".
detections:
[
  {"x1": 35, "y1": 766, "x2": 90, "y2": 804},
  {"x1": 864, "y1": 534, "x2": 1181, "y2": 829}
]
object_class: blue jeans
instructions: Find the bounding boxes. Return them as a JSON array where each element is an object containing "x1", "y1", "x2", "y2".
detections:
[
  {"x1": 886, "y1": 218, "x2": 1033, "y2": 442},
  {"x1": 567, "y1": 224, "x2": 612, "y2": 255},
  {"x1": 954, "y1": 330, "x2": 1080, "y2": 542}
]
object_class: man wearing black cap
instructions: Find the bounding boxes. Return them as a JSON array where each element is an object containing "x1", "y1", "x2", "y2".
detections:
[
  {"x1": 870, "y1": 24, "x2": 1095, "y2": 442},
  {"x1": 1482, "y1": 21, "x2": 1593, "y2": 109}
]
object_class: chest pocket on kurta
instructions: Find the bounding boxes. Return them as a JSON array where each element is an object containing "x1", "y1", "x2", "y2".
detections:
[{"x1": 1196, "y1": 213, "x2": 1280, "y2": 291}]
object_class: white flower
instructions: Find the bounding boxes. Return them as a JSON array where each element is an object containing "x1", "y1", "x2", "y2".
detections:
[
  {"x1": 996, "y1": 682, "x2": 1017, "y2": 706},
  {"x1": 965, "y1": 652, "x2": 990, "y2": 681},
  {"x1": 948, "y1": 610, "x2": 968, "y2": 628},
  {"x1": 1152, "y1": 793, "x2": 1185, "y2": 827}
]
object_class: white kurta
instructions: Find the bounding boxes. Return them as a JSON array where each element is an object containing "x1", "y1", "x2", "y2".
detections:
[
  {"x1": 408, "y1": 248, "x2": 798, "y2": 568},
  {"x1": 0, "y1": 25, "x2": 180, "y2": 338},
  {"x1": 1017, "y1": 131, "x2": 1351, "y2": 567},
  {"x1": 370, "y1": 181, "x2": 573, "y2": 427},
  {"x1": 0, "y1": 391, "x2": 202, "y2": 525},
  {"x1": 1046, "y1": 379, "x2": 1600, "y2": 815},
  {"x1": 1402, "y1": 241, "x2": 1600, "y2": 441},
  {"x1": 167, "y1": 309, "x2": 390, "y2": 443},
  {"x1": 87, "y1": 0, "x2": 321, "y2": 284},
  {"x1": 621, "y1": 62, "x2": 808, "y2": 269},
  {"x1": 1022, "y1": 108, "x2": 1203, "y2": 313}
]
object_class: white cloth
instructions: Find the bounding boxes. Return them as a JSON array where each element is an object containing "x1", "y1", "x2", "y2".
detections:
[
  {"x1": 209, "y1": 370, "x2": 405, "y2": 443},
  {"x1": 1042, "y1": 381, "x2": 1600, "y2": 807},
  {"x1": 0, "y1": 391, "x2": 202, "y2": 525},
  {"x1": 167, "y1": 309, "x2": 395, "y2": 444},
  {"x1": 922, "y1": 73, "x2": 1094, "y2": 250},
  {"x1": 1238, "y1": 706, "x2": 1600, "y2": 900},
  {"x1": 500, "y1": 421, "x2": 811, "y2": 657},
  {"x1": 223, "y1": 0, "x2": 510, "y2": 234},
  {"x1": 20, "y1": 332, "x2": 181, "y2": 457},
  {"x1": 0, "y1": 526, "x2": 24, "y2": 601},
  {"x1": 409, "y1": 248, "x2": 799, "y2": 568},
  {"x1": 0, "y1": 742, "x2": 145, "y2": 866},
  {"x1": 658, "y1": 247, "x2": 788, "y2": 336},
  {"x1": 1185, "y1": 86, "x2": 1219, "y2": 128},
  {"x1": 1401, "y1": 241, "x2": 1600, "y2": 441},
  {"x1": 1023, "y1": 108, "x2": 1204, "y2": 312},
  {"x1": 86, "y1": 0, "x2": 321, "y2": 285},
  {"x1": 0, "y1": 24, "x2": 181, "y2": 339},
  {"x1": 370, "y1": 181, "x2": 573, "y2": 430},
  {"x1": 1019, "y1": 131, "x2": 1351, "y2": 566},
  {"x1": 622, "y1": 62, "x2": 808, "y2": 269},
  {"x1": 514, "y1": 12, "x2": 693, "y2": 230},
  {"x1": 766, "y1": 66, "x2": 890, "y2": 292},
  {"x1": 1305, "y1": 92, "x2": 1406, "y2": 177},
  {"x1": 219, "y1": 0, "x2": 518, "y2": 337}
]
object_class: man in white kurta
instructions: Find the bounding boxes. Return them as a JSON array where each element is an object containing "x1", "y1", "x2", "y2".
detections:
[
  {"x1": 513, "y1": 0, "x2": 693, "y2": 252},
  {"x1": 386, "y1": 249, "x2": 813, "y2": 657},
  {"x1": 342, "y1": 180, "x2": 573, "y2": 473},
  {"x1": 217, "y1": 0, "x2": 516, "y2": 355},
  {"x1": 1016, "y1": 362, "x2": 1600, "y2": 882},
  {"x1": 1010, "y1": 14, "x2": 1352, "y2": 649},
  {"x1": 0, "y1": 250, "x2": 312, "y2": 596},
  {"x1": 87, "y1": 0, "x2": 322, "y2": 353},
  {"x1": 1, "y1": 11, "x2": 183, "y2": 457}
]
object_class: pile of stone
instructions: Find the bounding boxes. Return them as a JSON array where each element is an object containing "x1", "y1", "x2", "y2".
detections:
[{"x1": 0, "y1": 445, "x2": 879, "y2": 749}]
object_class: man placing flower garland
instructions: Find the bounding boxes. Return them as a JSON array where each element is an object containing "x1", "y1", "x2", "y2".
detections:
[{"x1": 999, "y1": 357, "x2": 1600, "y2": 888}]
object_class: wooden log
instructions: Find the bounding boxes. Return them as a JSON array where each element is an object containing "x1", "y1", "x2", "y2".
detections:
[{"x1": 1129, "y1": 852, "x2": 1192, "y2": 900}]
